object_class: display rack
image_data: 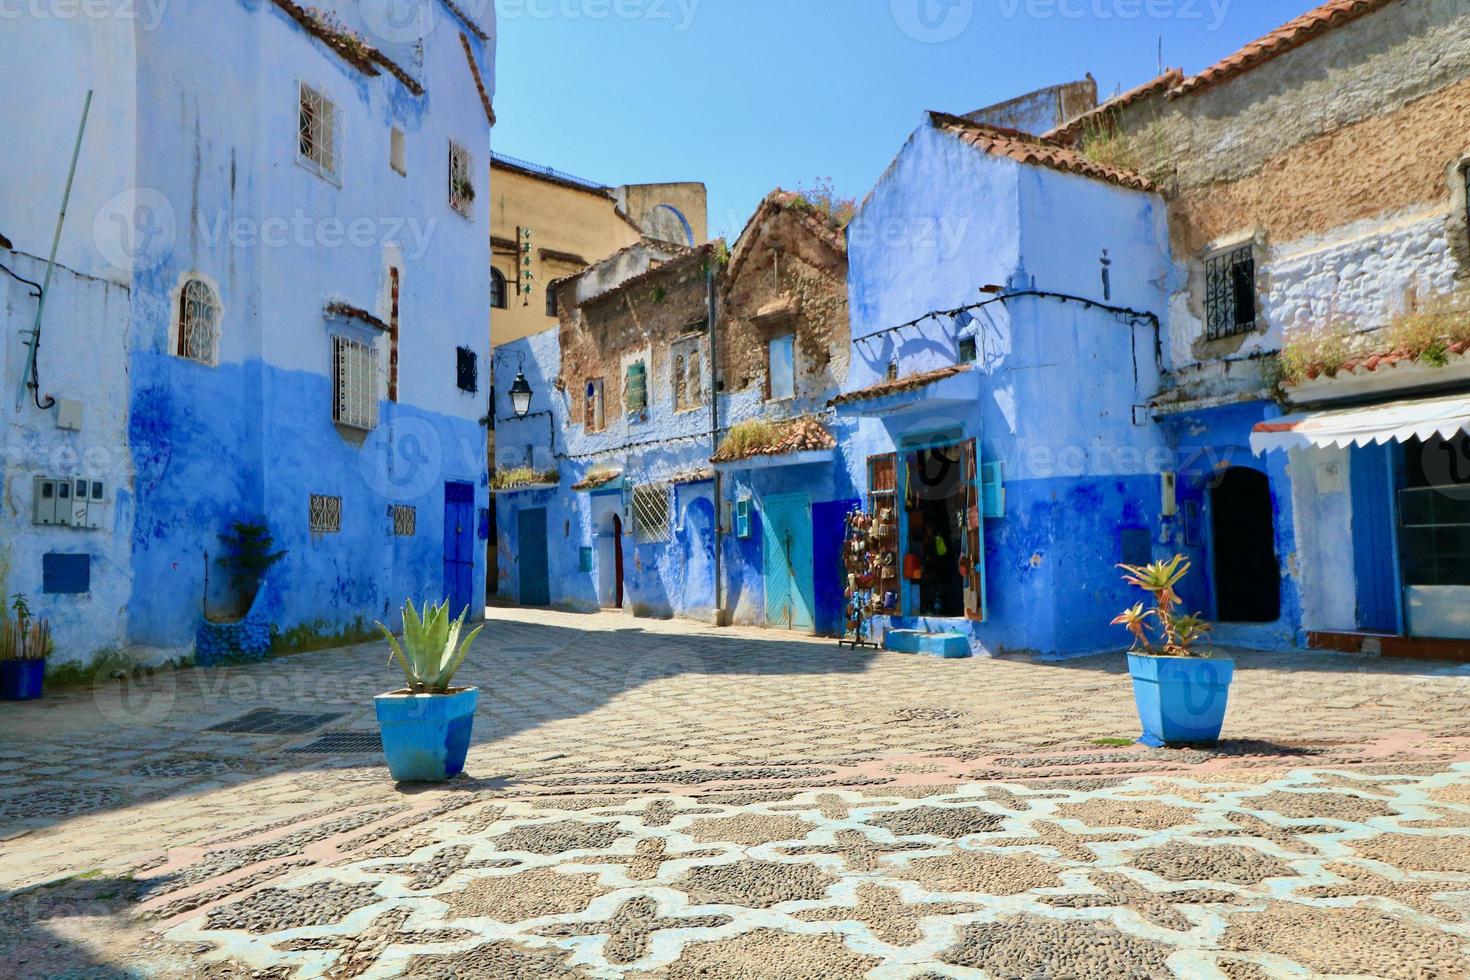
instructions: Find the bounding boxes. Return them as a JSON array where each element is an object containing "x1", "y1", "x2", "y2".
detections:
[{"x1": 838, "y1": 508, "x2": 893, "y2": 651}]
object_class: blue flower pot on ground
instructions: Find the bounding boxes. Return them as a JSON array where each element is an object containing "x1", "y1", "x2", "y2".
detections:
[
  {"x1": 1, "y1": 659, "x2": 46, "y2": 701},
  {"x1": 374, "y1": 687, "x2": 479, "y2": 783},
  {"x1": 1127, "y1": 654, "x2": 1234, "y2": 748}
]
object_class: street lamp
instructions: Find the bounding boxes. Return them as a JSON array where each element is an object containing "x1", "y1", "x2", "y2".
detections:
[{"x1": 508, "y1": 370, "x2": 533, "y2": 419}]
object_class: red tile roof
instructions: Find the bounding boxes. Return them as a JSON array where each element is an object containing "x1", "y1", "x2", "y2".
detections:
[
  {"x1": 459, "y1": 31, "x2": 495, "y2": 128},
  {"x1": 830, "y1": 364, "x2": 973, "y2": 407},
  {"x1": 271, "y1": 0, "x2": 424, "y2": 95},
  {"x1": 711, "y1": 417, "x2": 837, "y2": 464},
  {"x1": 1045, "y1": 68, "x2": 1184, "y2": 144},
  {"x1": 1173, "y1": 0, "x2": 1400, "y2": 98},
  {"x1": 929, "y1": 112, "x2": 1157, "y2": 193}
]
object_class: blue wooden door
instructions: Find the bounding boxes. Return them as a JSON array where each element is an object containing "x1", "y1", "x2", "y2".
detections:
[
  {"x1": 813, "y1": 499, "x2": 860, "y2": 637},
  {"x1": 443, "y1": 482, "x2": 476, "y2": 617},
  {"x1": 517, "y1": 507, "x2": 551, "y2": 607},
  {"x1": 763, "y1": 494, "x2": 814, "y2": 632},
  {"x1": 1351, "y1": 443, "x2": 1399, "y2": 633}
]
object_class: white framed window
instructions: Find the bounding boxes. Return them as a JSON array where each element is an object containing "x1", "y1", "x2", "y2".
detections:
[
  {"x1": 309, "y1": 494, "x2": 342, "y2": 533},
  {"x1": 767, "y1": 333, "x2": 795, "y2": 401},
  {"x1": 449, "y1": 140, "x2": 474, "y2": 216},
  {"x1": 392, "y1": 504, "x2": 416, "y2": 536},
  {"x1": 632, "y1": 484, "x2": 671, "y2": 543},
  {"x1": 390, "y1": 126, "x2": 406, "y2": 176},
  {"x1": 585, "y1": 378, "x2": 605, "y2": 433},
  {"x1": 175, "y1": 277, "x2": 220, "y2": 365},
  {"x1": 298, "y1": 82, "x2": 339, "y2": 182},
  {"x1": 332, "y1": 335, "x2": 379, "y2": 430}
]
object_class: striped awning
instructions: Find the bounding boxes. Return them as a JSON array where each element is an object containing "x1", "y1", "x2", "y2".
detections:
[{"x1": 1251, "y1": 392, "x2": 1470, "y2": 455}]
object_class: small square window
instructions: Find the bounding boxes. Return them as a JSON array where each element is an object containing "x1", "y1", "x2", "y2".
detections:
[
  {"x1": 491, "y1": 268, "x2": 508, "y2": 310},
  {"x1": 767, "y1": 333, "x2": 795, "y2": 401},
  {"x1": 1204, "y1": 244, "x2": 1257, "y2": 341},
  {"x1": 392, "y1": 504, "x2": 416, "y2": 536},
  {"x1": 456, "y1": 346, "x2": 478, "y2": 393},
  {"x1": 390, "y1": 126, "x2": 406, "y2": 176},
  {"x1": 309, "y1": 494, "x2": 342, "y2": 534},
  {"x1": 546, "y1": 286, "x2": 558, "y2": 318},
  {"x1": 298, "y1": 82, "x2": 339, "y2": 182},
  {"x1": 585, "y1": 378, "x2": 605, "y2": 433},
  {"x1": 449, "y1": 140, "x2": 474, "y2": 217},
  {"x1": 957, "y1": 336, "x2": 977, "y2": 363}
]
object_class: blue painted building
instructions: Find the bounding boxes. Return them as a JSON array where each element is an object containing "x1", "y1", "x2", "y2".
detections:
[{"x1": 2, "y1": 0, "x2": 496, "y2": 665}]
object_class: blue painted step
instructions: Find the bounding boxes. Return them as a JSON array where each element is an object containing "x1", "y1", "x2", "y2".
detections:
[{"x1": 884, "y1": 630, "x2": 972, "y2": 659}]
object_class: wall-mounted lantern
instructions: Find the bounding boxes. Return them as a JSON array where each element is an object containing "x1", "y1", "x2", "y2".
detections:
[{"x1": 509, "y1": 370, "x2": 533, "y2": 419}]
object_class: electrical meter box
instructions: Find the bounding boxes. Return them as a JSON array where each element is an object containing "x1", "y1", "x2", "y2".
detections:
[
  {"x1": 33, "y1": 478, "x2": 59, "y2": 525},
  {"x1": 32, "y1": 476, "x2": 105, "y2": 529}
]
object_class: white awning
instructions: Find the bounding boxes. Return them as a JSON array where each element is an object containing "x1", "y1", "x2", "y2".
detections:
[{"x1": 1251, "y1": 392, "x2": 1470, "y2": 455}]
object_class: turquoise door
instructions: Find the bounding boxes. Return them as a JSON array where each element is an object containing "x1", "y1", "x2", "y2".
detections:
[
  {"x1": 763, "y1": 493, "x2": 814, "y2": 632},
  {"x1": 517, "y1": 507, "x2": 551, "y2": 607}
]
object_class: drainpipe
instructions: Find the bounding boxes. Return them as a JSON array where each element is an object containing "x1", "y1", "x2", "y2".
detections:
[{"x1": 707, "y1": 260, "x2": 725, "y2": 626}]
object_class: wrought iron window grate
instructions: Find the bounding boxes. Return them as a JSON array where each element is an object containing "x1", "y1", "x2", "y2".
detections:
[
  {"x1": 298, "y1": 83, "x2": 339, "y2": 181},
  {"x1": 392, "y1": 504, "x2": 416, "y2": 537},
  {"x1": 449, "y1": 140, "x2": 474, "y2": 216},
  {"x1": 632, "y1": 484, "x2": 671, "y2": 543},
  {"x1": 333, "y1": 335, "x2": 378, "y2": 430},
  {"x1": 1204, "y1": 245, "x2": 1257, "y2": 341},
  {"x1": 310, "y1": 494, "x2": 343, "y2": 534},
  {"x1": 176, "y1": 278, "x2": 220, "y2": 364},
  {"x1": 624, "y1": 361, "x2": 648, "y2": 414}
]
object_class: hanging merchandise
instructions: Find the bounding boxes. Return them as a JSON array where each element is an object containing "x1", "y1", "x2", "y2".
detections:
[{"x1": 838, "y1": 507, "x2": 883, "y2": 650}]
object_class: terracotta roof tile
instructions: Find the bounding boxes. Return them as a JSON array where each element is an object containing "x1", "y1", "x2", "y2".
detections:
[
  {"x1": 571, "y1": 469, "x2": 621, "y2": 492},
  {"x1": 1173, "y1": 0, "x2": 1400, "y2": 98},
  {"x1": 929, "y1": 112, "x2": 1157, "y2": 193},
  {"x1": 271, "y1": 0, "x2": 424, "y2": 95},
  {"x1": 711, "y1": 417, "x2": 837, "y2": 464},
  {"x1": 830, "y1": 364, "x2": 972, "y2": 407},
  {"x1": 1045, "y1": 68, "x2": 1184, "y2": 144},
  {"x1": 458, "y1": 31, "x2": 495, "y2": 127}
]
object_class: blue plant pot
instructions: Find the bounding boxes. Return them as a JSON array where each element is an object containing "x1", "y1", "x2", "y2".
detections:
[
  {"x1": 1127, "y1": 654, "x2": 1234, "y2": 748},
  {"x1": 1, "y1": 659, "x2": 46, "y2": 701},
  {"x1": 374, "y1": 687, "x2": 479, "y2": 783}
]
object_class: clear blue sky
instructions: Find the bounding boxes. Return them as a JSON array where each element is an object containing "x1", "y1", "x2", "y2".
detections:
[{"x1": 492, "y1": 0, "x2": 1321, "y2": 240}]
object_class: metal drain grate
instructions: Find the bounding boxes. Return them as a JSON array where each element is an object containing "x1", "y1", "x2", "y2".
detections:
[
  {"x1": 287, "y1": 731, "x2": 384, "y2": 754},
  {"x1": 206, "y1": 708, "x2": 346, "y2": 735}
]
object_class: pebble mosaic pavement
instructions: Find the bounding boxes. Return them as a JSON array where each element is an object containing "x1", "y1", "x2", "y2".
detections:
[{"x1": 1, "y1": 606, "x2": 1470, "y2": 978}]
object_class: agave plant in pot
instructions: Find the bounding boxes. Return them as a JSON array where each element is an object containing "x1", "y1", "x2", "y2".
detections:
[
  {"x1": 375, "y1": 599, "x2": 484, "y2": 783},
  {"x1": 1113, "y1": 555, "x2": 1233, "y2": 748},
  {"x1": 2, "y1": 595, "x2": 52, "y2": 702}
]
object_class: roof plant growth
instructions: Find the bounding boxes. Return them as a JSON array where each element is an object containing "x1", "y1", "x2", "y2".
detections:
[{"x1": 1278, "y1": 286, "x2": 1470, "y2": 387}]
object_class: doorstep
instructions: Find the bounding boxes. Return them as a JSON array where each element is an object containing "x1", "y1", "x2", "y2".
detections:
[
  {"x1": 1308, "y1": 631, "x2": 1470, "y2": 662},
  {"x1": 884, "y1": 630, "x2": 973, "y2": 659}
]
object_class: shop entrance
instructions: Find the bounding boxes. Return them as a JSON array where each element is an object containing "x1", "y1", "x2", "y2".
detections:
[
  {"x1": 1210, "y1": 467, "x2": 1280, "y2": 623},
  {"x1": 904, "y1": 445, "x2": 967, "y2": 618},
  {"x1": 1400, "y1": 433, "x2": 1470, "y2": 639}
]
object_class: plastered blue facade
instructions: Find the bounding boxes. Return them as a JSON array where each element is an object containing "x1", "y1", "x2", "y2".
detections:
[{"x1": 2, "y1": 0, "x2": 496, "y2": 664}]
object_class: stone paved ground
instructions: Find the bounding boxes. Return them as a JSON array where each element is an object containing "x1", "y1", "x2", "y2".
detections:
[{"x1": 2, "y1": 607, "x2": 1470, "y2": 978}]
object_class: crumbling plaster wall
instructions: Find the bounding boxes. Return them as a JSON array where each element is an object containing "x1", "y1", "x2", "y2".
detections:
[{"x1": 1109, "y1": 0, "x2": 1470, "y2": 377}]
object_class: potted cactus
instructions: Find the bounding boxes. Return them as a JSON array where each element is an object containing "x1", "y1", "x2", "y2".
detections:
[
  {"x1": 374, "y1": 599, "x2": 484, "y2": 783},
  {"x1": 2, "y1": 595, "x2": 52, "y2": 701},
  {"x1": 1113, "y1": 556, "x2": 1233, "y2": 747}
]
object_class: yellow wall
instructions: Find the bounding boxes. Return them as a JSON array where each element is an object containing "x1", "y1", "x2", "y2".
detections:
[{"x1": 490, "y1": 164, "x2": 644, "y2": 346}]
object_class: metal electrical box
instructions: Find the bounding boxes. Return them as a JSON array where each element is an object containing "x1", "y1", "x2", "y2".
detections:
[{"x1": 33, "y1": 476, "x2": 105, "y2": 529}]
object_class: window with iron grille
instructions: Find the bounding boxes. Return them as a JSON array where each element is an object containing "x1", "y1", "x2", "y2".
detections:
[
  {"x1": 491, "y1": 267, "x2": 508, "y2": 310},
  {"x1": 1204, "y1": 245, "x2": 1257, "y2": 341},
  {"x1": 392, "y1": 504, "x2": 416, "y2": 537},
  {"x1": 309, "y1": 494, "x2": 342, "y2": 533},
  {"x1": 332, "y1": 336, "x2": 378, "y2": 430},
  {"x1": 298, "y1": 82, "x2": 339, "y2": 182},
  {"x1": 176, "y1": 278, "x2": 219, "y2": 364},
  {"x1": 624, "y1": 360, "x2": 648, "y2": 415},
  {"x1": 456, "y1": 346, "x2": 478, "y2": 393},
  {"x1": 631, "y1": 484, "x2": 670, "y2": 543},
  {"x1": 449, "y1": 140, "x2": 474, "y2": 216}
]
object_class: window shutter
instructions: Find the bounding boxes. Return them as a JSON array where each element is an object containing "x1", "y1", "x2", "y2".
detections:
[
  {"x1": 962, "y1": 440, "x2": 987, "y2": 623},
  {"x1": 981, "y1": 462, "x2": 1006, "y2": 518}
]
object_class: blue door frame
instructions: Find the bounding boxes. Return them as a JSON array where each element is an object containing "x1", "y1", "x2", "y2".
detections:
[
  {"x1": 517, "y1": 507, "x2": 551, "y2": 607},
  {"x1": 444, "y1": 482, "x2": 476, "y2": 617}
]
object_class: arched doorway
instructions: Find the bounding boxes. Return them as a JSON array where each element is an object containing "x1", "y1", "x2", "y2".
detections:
[
  {"x1": 612, "y1": 514, "x2": 625, "y2": 610},
  {"x1": 1210, "y1": 467, "x2": 1281, "y2": 623}
]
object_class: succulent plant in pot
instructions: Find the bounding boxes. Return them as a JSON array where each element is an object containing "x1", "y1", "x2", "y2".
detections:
[
  {"x1": 1113, "y1": 555, "x2": 1234, "y2": 748},
  {"x1": 2, "y1": 594, "x2": 52, "y2": 702},
  {"x1": 373, "y1": 599, "x2": 484, "y2": 783}
]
